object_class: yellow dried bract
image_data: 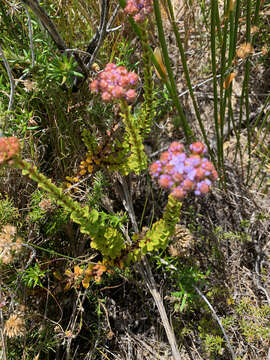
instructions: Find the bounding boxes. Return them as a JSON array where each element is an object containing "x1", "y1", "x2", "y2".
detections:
[
  {"x1": 153, "y1": 47, "x2": 168, "y2": 80},
  {"x1": 223, "y1": 72, "x2": 236, "y2": 89},
  {"x1": 91, "y1": 63, "x2": 100, "y2": 72},
  {"x1": 262, "y1": 44, "x2": 268, "y2": 56},
  {"x1": 251, "y1": 26, "x2": 259, "y2": 34},
  {"x1": 64, "y1": 153, "x2": 95, "y2": 191},
  {"x1": 79, "y1": 169, "x2": 86, "y2": 176},
  {"x1": 4, "y1": 314, "x2": 25, "y2": 338}
]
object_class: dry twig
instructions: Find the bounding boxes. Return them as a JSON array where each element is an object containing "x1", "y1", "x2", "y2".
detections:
[
  {"x1": 116, "y1": 173, "x2": 182, "y2": 360},
  {"x1": 193, "y1": 285, "x2": 236, "y2": 360},
  {"x1": 0, "y1": 44, "x2": 14, "y2": 114},
  {"x1": 24, "y1": 5, "x2": 35, "y2": 67},
  {"x1": 21, "y1": 0, "x2": 87, "y2": 76}
]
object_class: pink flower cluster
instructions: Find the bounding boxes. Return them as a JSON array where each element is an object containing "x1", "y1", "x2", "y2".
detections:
[
  {"x1": 124, "y1": 0, "x2": 153, "y2": 22},
  {"x1": 0, "y1": 137, "x2": 20, "y2": 165},
  {"x1": 90, "y1": 63, "x2": 139, "y2": 102},
  {"x1": 149, "y1": 142, "x2": 218, "y2": 200}
]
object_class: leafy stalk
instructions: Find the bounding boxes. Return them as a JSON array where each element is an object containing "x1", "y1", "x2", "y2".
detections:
[
  {"x1": 120, "y1": 100, "x2": 147, "y2": 174},
  {"x1": 127, "y1": 195, "x2": 181, "y2": 263},
  {"x1": 14, "y1": 158, "x2": 125, "y2": 259}
]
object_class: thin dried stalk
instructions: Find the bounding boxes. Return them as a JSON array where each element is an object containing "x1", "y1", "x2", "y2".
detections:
[{"x1": 116, "y1": 174, "x2": 181, "y2": 360}]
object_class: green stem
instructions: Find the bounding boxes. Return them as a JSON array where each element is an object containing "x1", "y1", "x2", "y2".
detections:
[
  {"x1": 118, "y1": 0, "x2": 193, "y2": 140},
  {"x1": 25, "y1": 243, "x2": 77, "y2": 261},
  {"x1": 14, "y1": 158, "x2": 86, "y2": 217},
  {"x1": 218, "y1": 0, "x2": 232, "y2": 186},
  {"x1": 141, "y1": 21, "x2": 155, "y2": 135},
  {"x1": 152, "y1": 0, "x2": 193, "y2": 142},
  {"x1": 166, "y1": 0, "x2": 215, "y2": 165},
  {"x1": 210, "y1": 0, "x2": 221, "y2": 171}
]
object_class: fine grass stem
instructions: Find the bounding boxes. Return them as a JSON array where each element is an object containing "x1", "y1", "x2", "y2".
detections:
[
  {"x1": 166, "y1": 0, "x2": 215, "y2": 164},
  {"x1": 152, "y1": 0, "x2": 193, "y2": 142}
]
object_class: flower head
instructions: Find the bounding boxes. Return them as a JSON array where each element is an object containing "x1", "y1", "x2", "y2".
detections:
[
  {"x1": 124, "y1": 0, "x2": 153, "y2": 22},
  {"x1": 149, "y1": 141, "x2": 218, "y2": 200},
  {"x1": 90, "y1": 63, "x2": 139, "y2": 102},
  {"x1": 0, "y1": 225, "x2": 22, "y2": 264},
  {"x1": 189, "y1": 142, "x2": 207, "y2": 155},
  {"x1": 4, "y1": 314, "x2": 25, "y2": 338},
  {"x1": 0, "y1": 137, "x2": 20, "y2": 165}
]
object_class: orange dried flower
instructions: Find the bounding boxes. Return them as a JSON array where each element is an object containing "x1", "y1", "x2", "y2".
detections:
[
  {"x1": 236, "y1": 42, "x2": 254, "y2": 59},
  {"x1": 64, "y1": 265, "x2": 84, "y2": 290},
  {"x1": 39, "y1": 199, "x2": 54, "y2": 212},
  {"x1": 0, "y1": 225, "x2": 22, "y2": 264},
  {"x1": 4, "y1": 314, "x2": 25, "y2": 338}
]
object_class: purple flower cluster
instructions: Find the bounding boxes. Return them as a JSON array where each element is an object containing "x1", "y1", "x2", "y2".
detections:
[
  {"x1": 90, "y1": 63, "x2": 139, "y2": 102},
  {"x1": 124, "y1": 0, "x2": 153, "y2": 23},
  {"x1": 149, "y1": 142, "x2": 218, "y2": 200}
]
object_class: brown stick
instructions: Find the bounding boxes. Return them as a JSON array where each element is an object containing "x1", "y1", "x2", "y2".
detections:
[
  {"x1": 139, "y1": 257, "x2": 182, "y2": 360},
  {"x1": 116, "y1": 174, "x2": 181, "y2": 359},
  {"x1": 21, "y1": 0, "x2": 87, "y2": 75},
  {"x1": 22, "y1": 0, "x2": 66, "y2": 50}
]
